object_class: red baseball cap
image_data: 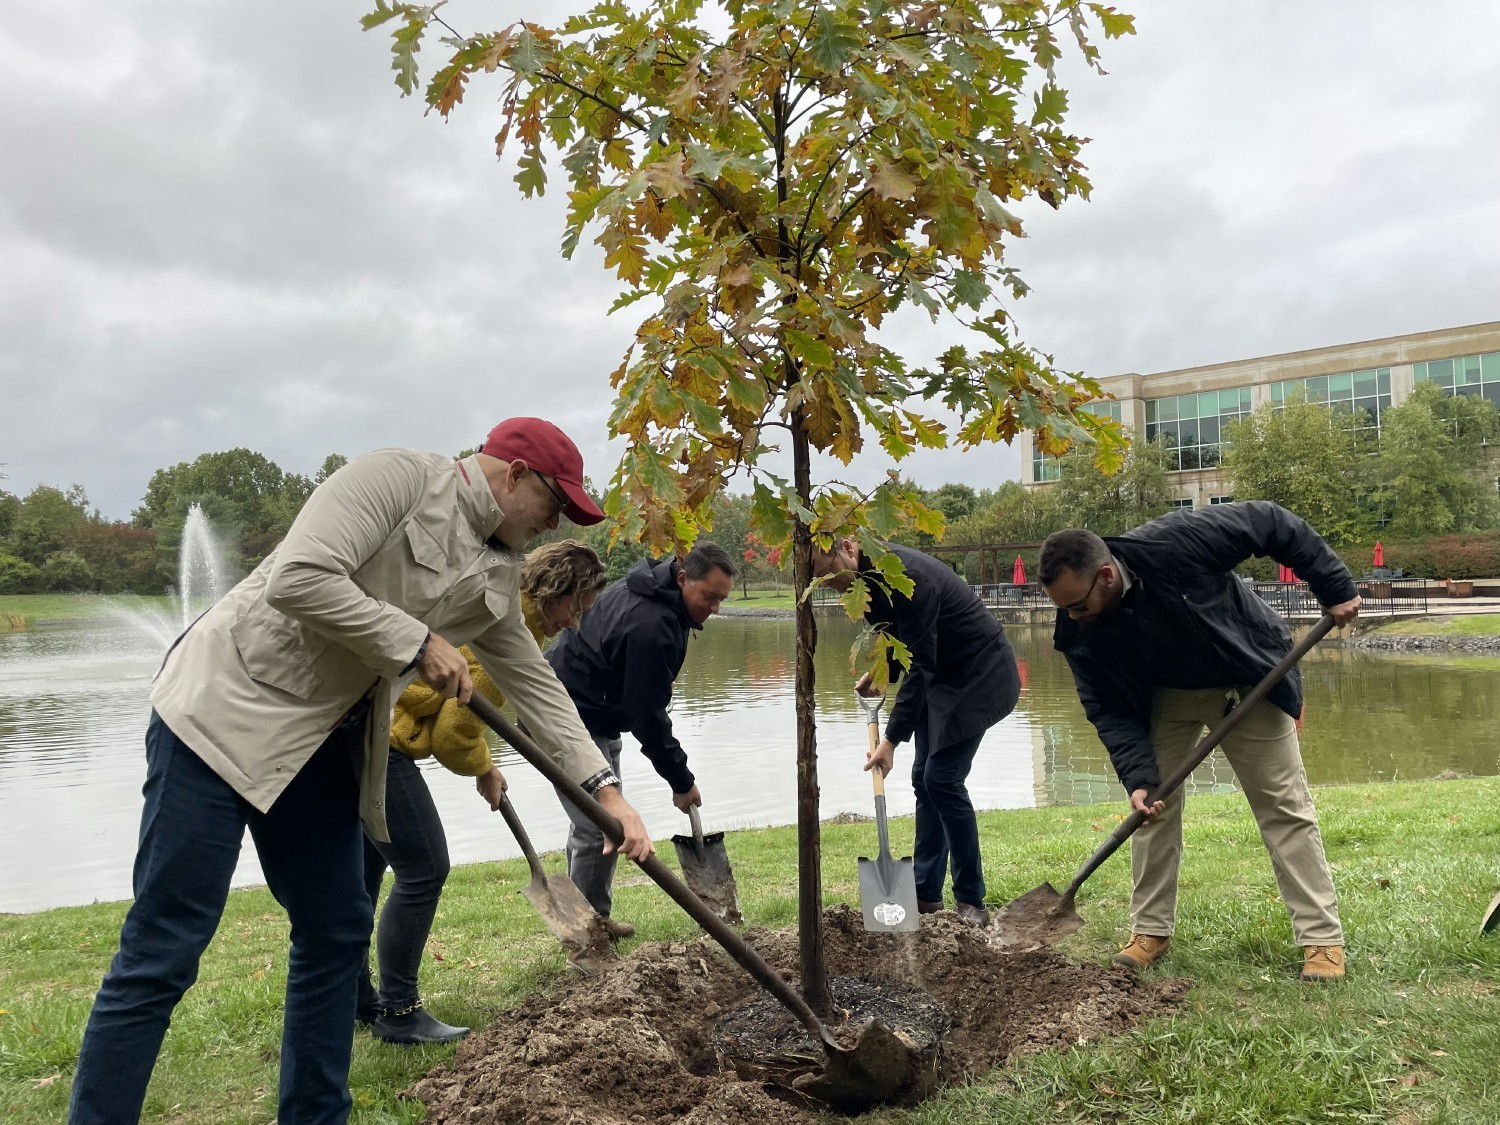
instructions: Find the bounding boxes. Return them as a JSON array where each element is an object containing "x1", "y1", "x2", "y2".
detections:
[{"x1": 480, "y1": 417, "x2": 605, "y2": 526}]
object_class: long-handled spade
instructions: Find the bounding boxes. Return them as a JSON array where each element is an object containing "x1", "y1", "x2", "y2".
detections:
[
  {"x1": 993, "y1": 614, "x2": 1336, "y2": 950},
  {"x1": 466, "y1": 694, "x2": 915, "y2": 1112},
  {"x1": 495, "y1": 792, "x2": 612, "y2": 958},
  {"x1": 855, "y1": 690, "x2": 920, "y2": 934}
]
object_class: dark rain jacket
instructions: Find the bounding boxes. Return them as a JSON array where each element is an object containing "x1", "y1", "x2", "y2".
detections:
[
  {"x1": 1052, "y1": 501, "x2": 1358, "y2": 796},
  {"x1": 545, "y1": 556, "x2": 697, "y2": 794},
  {"x1": 866, "y1": 544, "x2": 1021, "y2": 752}
]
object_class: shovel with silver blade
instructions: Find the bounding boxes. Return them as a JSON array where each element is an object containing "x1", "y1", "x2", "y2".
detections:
[
  {"x1": 497, "y1": 793, "x2": 612, "y2": 959},
  {"x1": 855, "y1": 690, "x2": 920, "y2": 933},
  {"x1": 670, "y1": 805, "x2": 743, "y2": 925}
]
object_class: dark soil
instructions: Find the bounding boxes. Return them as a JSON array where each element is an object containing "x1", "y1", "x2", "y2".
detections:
[{"x1": 407, "y1": 904, "x2": 1187, "y2": 1123}]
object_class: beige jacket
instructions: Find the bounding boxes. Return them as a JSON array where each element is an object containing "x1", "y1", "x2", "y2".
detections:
[{"x1": 150, "y1": 449, "x2": 610, "y2": 841}]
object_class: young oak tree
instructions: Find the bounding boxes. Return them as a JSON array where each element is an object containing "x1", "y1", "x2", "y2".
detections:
[{"x1": 367, "y1": 0, "x2": 1130, "y2": 1014}]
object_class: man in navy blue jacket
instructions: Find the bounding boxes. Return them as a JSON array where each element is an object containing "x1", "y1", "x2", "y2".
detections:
[
  {"x1": 814, "y1": 538, "x2": 1021, "y2": 926},
  {"x1": 1040, "y1": 501, "x2": 1361, "y2": 981},
  {"x1": 546, "y1": 542, "x2": 736, "y2": 934}
]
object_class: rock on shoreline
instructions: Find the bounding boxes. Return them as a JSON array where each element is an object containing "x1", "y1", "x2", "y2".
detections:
[{"x1": 1345, "y1": 633, "x2": 1500, "y2": 653}]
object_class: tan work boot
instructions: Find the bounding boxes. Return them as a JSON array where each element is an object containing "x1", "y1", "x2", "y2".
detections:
[
  {"x1": 1112, "y1": 933, "x2": 1171, "y2": 971},
  {"x1": 1301, "y1": 945, "x2": 1345, "y2": 982},
  {"x1": 603, "y1": 917, "x2": 636, "y2": 940}
]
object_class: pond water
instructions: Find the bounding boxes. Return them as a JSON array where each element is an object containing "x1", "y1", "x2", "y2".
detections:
[{"x1": 2, "y1": 612, "x2": 1497, "y2": 913}]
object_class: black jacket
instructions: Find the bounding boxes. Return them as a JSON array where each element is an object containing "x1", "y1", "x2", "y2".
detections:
[
  {"x1": 866, "y1": 544, "x2": 1020, "y2": 751},
  {"x1": 545, "y1": 557, "x2": 697, "y2": 794},
  {"x1": 1052, "y1": 501, "x2": 1358, "y2": 795}
]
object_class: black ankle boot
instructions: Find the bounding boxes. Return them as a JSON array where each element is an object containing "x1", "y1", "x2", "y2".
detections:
[
  {"x1": 355, "y1": 997, "x2": 383, "y2": 1027},
  {"x1": 372, "y1": 1000, "x2": 470, "y2": 1045}
]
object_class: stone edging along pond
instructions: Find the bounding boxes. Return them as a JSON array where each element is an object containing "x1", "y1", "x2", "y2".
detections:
[{"x1": 1342, "y1": 633, "x2": 1500, "y2": 653}]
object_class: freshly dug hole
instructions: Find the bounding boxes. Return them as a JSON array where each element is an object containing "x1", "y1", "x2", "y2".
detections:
[{"x1": 407, "y1": 904, "x2": 1186, "y2": 1123}]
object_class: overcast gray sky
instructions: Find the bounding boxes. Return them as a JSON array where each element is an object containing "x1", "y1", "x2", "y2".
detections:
[{"x1": 2, "y1": 1, "x2": 1496, "y2": 521}]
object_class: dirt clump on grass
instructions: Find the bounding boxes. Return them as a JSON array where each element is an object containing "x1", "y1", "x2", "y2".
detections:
[{"x1": 407, "y1": 904, "x2": 1186, "y2": 1123}]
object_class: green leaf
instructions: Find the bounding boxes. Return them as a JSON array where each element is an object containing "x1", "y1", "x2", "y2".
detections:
[
  {"x1": 786, "y1": 329, "x2": 834, "y2": 372},
  {"x1": 807, "y1": 9, "x2": 861, "y2": 73},
  {"x1": 866, "y1": 487, "x2": 901, "y2": 537},
  {"x1": 749, "y1": 480, "x2": 793, "y2": 545},
  {"x1": 951, "y1": 270, "x2": 990, "y2": 309},
  {"x1": 840, "y1": 576, "x2": 872, "y2": 621},
  {"x1": 1032, "y1": 84, "x2": 1068, "y2": 126},
  {"x1": 516, "y1": 149, "x2": 548, "y2": 198},
  {"x1": 873, "y1": 549, "x2": 915, "y2": 599},
  {"x1": 1088, "y1": 4, "x2": 1138, "y2": 39}
]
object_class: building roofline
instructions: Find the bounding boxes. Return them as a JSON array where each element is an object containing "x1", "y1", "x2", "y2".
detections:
[{"x1": 1097, "y1": 320, "x2": 1500, "y2": 386}]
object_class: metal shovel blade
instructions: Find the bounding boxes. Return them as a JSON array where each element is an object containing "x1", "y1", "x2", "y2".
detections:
[
  {"x1": 521, "y1": 869, "x2": 610, "y2": 954},
  {"x1": 991, "y1": 882, "x2": 1085, "y2": 950},
  {"x1": 1482, "y1": 890, "x2": 1500, "y2": 936},
  {"x1": 858, "y1": 854, "x2": 920, "y2": 933},
  {"x1": 792, "y1": 1017, "x2": 916, "y2": 1112},
  {"x1": 671, "y1": 812, "x2": 743, "y2": 926}
]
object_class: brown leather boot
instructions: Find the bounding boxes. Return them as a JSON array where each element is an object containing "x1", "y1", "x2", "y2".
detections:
[
  {"x1": 1301, "y1": 945, "x2": 1345, "y2": 982},
  {"x1": 1111, "y1": 933, "x2": 1171, "y2": 970},
  {"x1": 603, "y1": 917, "x2": 635, "y2": 940}
]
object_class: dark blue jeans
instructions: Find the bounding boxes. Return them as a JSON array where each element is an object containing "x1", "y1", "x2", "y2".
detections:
[
  {"x1": 910, "y1": 727, "x2": 987, "y2": 906},
  {"x1": 69, "y1": 711, "x2": 373, "y2": 1125},
  {"x1": 361, "y1": 747, "x2": 450, "y2": 1010}
]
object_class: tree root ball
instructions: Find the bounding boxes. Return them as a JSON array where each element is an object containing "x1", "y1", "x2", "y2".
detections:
[{"x1": 406, "y1": 904, "x2": 1186, "y2": 1123}]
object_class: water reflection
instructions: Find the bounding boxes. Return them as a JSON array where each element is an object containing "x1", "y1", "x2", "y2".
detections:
[{"x1": 2, "y1": 615, "x2": 1497, "y2": 913}]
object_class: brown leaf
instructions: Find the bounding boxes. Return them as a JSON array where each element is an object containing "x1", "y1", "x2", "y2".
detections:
[{"x1": 33, "y1": 1074, "x2": 61, "y2": 1089}]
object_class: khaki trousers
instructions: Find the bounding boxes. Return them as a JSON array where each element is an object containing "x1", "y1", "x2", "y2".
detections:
[{"x1": 1129, "y1": 688, "x2": 1343, "y2": 946}]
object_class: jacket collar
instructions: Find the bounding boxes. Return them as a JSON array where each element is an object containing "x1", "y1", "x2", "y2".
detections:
[{"x1": 455, "y1": 456, "x2": 519, "y2": 556}]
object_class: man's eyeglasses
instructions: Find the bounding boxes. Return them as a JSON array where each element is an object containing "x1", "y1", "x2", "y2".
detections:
[
  {"x1": 1061, "y1": 566, "x2": 1105, "y2": 614},
  {"x1": 536, "y1": 472, "x2": 569, "y2": 517}
]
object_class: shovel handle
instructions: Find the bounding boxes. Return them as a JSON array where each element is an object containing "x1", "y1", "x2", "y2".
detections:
[
  {"x1": 465, "y1": 694, "x2": 837, "y2": 1053},
  {"x1": 497, "y1": 794, "x2": 547, "y2": 883},
  {"x1": 687, "y1": 804, "x2": 706, "y2": 856},
  {"x1": 1062, "y1": 614, "x2": 1335, "y2": 900}
]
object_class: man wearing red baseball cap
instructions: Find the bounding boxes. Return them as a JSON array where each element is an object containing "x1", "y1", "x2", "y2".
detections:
[
  {"x1": 71, "y1": 418, "x2": 648, "y2": 1125},
  {"x1": 480, "y1": 416, "x2": 606, "y2": 532}
]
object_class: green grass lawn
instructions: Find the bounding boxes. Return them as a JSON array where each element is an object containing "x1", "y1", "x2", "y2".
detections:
[
  {"x1": 1369, "y1": 614, "x2": 1500, "y2": 637},
  {"x1": 4, "y1": 778, "x2": 1499, "y2": 1122},
  {"x1": 723, "y1": 588, "x2": 798, "y2": 608},
  {"x1": 0, "y1": 594, "x2": 174, "y2": 632}
]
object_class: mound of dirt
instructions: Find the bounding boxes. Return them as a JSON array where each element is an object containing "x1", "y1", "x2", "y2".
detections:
[{"x1": 407, "y1": 905, "x2": 1186, "y2": 1123}]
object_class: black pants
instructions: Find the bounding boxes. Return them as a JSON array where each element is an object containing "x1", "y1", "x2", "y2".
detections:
[
  {"x1": 360, "y1": 748, "x2": 449, "y2": 1010},
  {"x1": 71, "y1": 712, "x2": 370, "y2": 1125}
]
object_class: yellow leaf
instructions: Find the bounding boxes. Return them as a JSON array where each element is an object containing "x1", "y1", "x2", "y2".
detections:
[
  {"x1": 870, "y1": 162, "x2": 918, "y2": 201},
  {"x1": 644, "y1": 152, "x2": 695, "y2": 201}
]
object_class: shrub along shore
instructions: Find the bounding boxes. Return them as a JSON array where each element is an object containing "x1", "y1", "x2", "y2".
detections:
[{"x1": 3, "y1": 778, "x2": 1498, "y2": 1122}]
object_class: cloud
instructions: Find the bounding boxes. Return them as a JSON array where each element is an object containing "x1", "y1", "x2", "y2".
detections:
[{"x1": 1, "y1": 0, "x2": 1495, "y2": 517}]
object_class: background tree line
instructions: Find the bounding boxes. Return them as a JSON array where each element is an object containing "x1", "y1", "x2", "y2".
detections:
[{"x1": 5, "y1": 381, "x2": 1497, "y2": 596}]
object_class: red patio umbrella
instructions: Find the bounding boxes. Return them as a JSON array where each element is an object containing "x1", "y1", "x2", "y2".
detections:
[
  {"x1": 1373, "y1": 541, "x2": 1385, "y2": 568},
  {"x1": 1012, "y1": 555, "x2": 1027, "y2": 585},
  {"x1": 1278, "y1": 563, "x2": 1296, "y2": 583}
]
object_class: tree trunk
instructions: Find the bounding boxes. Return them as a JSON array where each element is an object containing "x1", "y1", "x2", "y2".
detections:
[{"x1": 791, "y1": 407, "x2": 832, "y2": 1017}]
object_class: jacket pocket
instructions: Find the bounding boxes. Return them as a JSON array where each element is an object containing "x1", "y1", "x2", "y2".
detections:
[
  {"x1": 230, "y1": 606, "x2": 328, "y2": 699},
  {"x1": 405, "y1": 518, "x2": 447, "y2": 573}
]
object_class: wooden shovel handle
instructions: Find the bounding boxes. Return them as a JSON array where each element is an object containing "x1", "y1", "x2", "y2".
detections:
[
  {"x1": 1063, "y1": 614, "x2": 1335, "y2": 899},
  {"x1": 464, "y1": 693, "x2": 838, "y2": 1052}
]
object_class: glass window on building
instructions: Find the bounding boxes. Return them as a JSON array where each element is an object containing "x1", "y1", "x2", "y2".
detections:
[
  {"x1": 1415, "y1": 352, "x2": 1500, "y2": 408},
  {"x1": 1145, "y1": 387, "x2": 1252, "y2": 471},
  {"x1": 1030, "y1": 400, "x2": 1122, "y2": 483},
  {"x1": 1272, "y1": 368, "x2": 1393, "y2": 433},
  {"x1": 1209, "y1": 495, "x2": 1234, "y2": 504},
  {"x1": 1169, "y1": 498, "x2": 1194, "y2": 509}
]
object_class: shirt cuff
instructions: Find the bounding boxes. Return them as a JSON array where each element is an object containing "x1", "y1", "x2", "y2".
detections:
[{"x1": 399, "y1": 631, "x2": 432, "y2": 676}]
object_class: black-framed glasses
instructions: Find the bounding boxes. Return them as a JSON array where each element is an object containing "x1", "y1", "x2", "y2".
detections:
[
  {"x1": 536, "y1": 472, "x2": 569, "y2": 517},
  {"x1": 1060, "y1": 566, "x2": 1105, "y2": 614}
]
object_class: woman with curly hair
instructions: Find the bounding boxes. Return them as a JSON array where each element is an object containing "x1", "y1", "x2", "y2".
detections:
[{"x1": 358, "y1": 539, "x2": 609, "y2": 1043}]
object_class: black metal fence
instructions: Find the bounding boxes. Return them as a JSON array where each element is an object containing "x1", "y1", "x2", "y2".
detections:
[
  {"x1": 971, "y1": 578, "x2": 1435, "y2": 618},
  {"x1": 1251, "y1": 578, "x2": 1430, "y2": 618},
  {"x1": 972, "y1": 582, "x2": 1056, "y2": 608}
]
